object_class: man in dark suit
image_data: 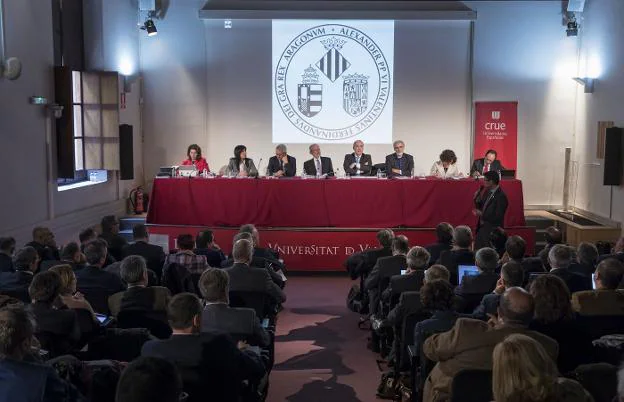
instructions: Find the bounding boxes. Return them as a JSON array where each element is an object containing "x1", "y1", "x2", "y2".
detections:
[
  {"x1": 25, "y1": 227, "x2": 60, "y2": 263},
  {"x1": 502, "y1": 235, "x2": 545, "y2": 284},
  {"x1": 572, "y1": 258, "x2": 624, "y2": 316},
  {"x1": 98, "y1": 215, "x2": 128, "y2": 262},
  {"x1": 240, "y1": 224, "x2": 280, "y2": 261},
  {"x1": 569, "y1": 242, "x2": 599, "y2": 277},
  {"x1": 225, "y1": 239, "x2": 286, "y2": 306},
  {"x1": 40, "y1": 242, "x2": 86, "y2": 272},
  {"x1": 122, "y1": 224, "x2": 166, "y2": 280},
  {"x1": 424, "y1": 223, "x2": 454, "y2": 268},
  {"x1": 548, "y1": 244, "x2": 592, "y2": 293},
  {"x1": 438, "y1": 226, "x2": 475, "y2": 286},
  {"x1": 470, "y1": 149, "x2": 505, "y2": 177},
  {"x1": 303, "y1": 143, "x2": 334, "y2": 176},
  {"x1": 381, "y1": 246, "x2": 430, "y2": 309},
  {"x1": 267, "y1": 143, "x2": 296, "y2": 177},
  {"x1": 142, "y1": 292, "x2": 266, "y2": 402},
  {"x1": 194, "y1": 229, "x2": 225, "y2": 268},
  {"x1": 80, "y1": 227, "x2": 116, "y2": 267},
  {"x1": 199, "y1": 268, "x2": 271, "y2": 347},
  {"x1": 365, "y1": 236, "x2": 410, "y2": 315},
  {"x1": 0, "y1": 237, "x2": 16, "y2": 272},
  {"x1": 538, "y1": 226, "x2": 563, "y2": 270},
  {"x1": 343, "y1": 139, "x2": 373, "y2": 176},
  {"x1": 597, "y1": 236, "x2": 624, "y2": 264},
  {"x1": 473, "y1": 170, "x2": 509, "y2": 250},
  {"x1": 116, "y1": 357, "x2": 182, "y2": 402},
  {"x1": 455, "y1": 247, "x2": 499, "y2": 297},
  {"x1": 0, "y1": 246, "x2": 38, "y2": 302},
  {"x1": 385, "y1": 140, "x2": 414, "y2": 177},
  {"x1": 472, "y1": 261, "x2": 524, "y2": 320}
]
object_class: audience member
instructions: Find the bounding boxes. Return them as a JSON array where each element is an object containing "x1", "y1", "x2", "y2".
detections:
[
  {"x1": 548, "y1": 244, "x2": 592, "y2": 293},
  {"x1": 98, "y1": 215, "x2": 128, "y2": 262},
  {"x1": 528, "y1": 274, "x2": 593, "y2": 373},
  {"x1": 539, "y1": 226, "x2": 563, "y2": 270},
  {"x1": 424, "y1": 223, "x2": 454, "y2": 267},
  {"x1": 438, "y1": 225, "x2": 475, "y2": 285},
  {"x1": 0, "y1": 236, "x2": 16, "y2": 272},
  {"x1": 25, "y1": 226, "x2": 60, "y2": 263},
  {"x1": 384, "y1": 245, "x2": 429, "y2": 299},
  {"x1": 222, "y1": 232, "x2": 285, "y2": 288},
  {"x1": 569, "y1": 242, "x2": 599, "y2": 277},
  {"x1": 80, "y1": 227, "x2": 115, "y2": 267},
  {"x1": 489, "y1": 227, "x2": 508, "y2": 258},
  {"x1": 365, "y1": 235, "x2": 410, "y2": 314},
  {"x1": 423, "y1": 287, "x2": 558, "y2": 402},
  {"x1": 122, "y1": 224, "x2": 166, "y2": 280},
  {"x1": 472, "y1": 261, "x2": 524, "y2": 320},
  {"x1": 572, "y1": 258, "x2": 624, "y2": 315},
  {"x1": 502, "y1": 235, "x2": 545, "y2": 282},
  {"x1": 455, "y1": 247, "x2": 499, "y2": 296},
  {"x1": 116, "y1": 356, "x2": 183, "y2": 402},
  {"x1": 598, "y1": 236, "x2": 624, "y2": 264},
  {"x1": 141, "y1": 292, "x2": 266, "y2": 402},
  {"x1": 40, "y1": 242, "x2": 85, "y2": 272},
  {"x1": 492, "y1": 334, "x2": 593, "y2": 402},
  {"x1": 240, "y1": 223, "x2": 280, "y2": 261},
  {"x1": 353, "y1": 229, "x2": 395, "y2": 279},
  {"x1": 163, "y1": 234, "x2": 208, "y2": 276},
  {"x1": 0, "y1": 246, "x2": 39, "y2": 302},
  {"x1": 0, "y1": 305, "x2": 83, "y2": 402},
  {"x1": 413, "y1": 279, "x2": 458, "y2": 355},
  {"x1": 194, "y1": 230, "x2": 225, "y2": 268},
  {"x1": 49, "y1": 264, "x2": 96, "y2": 316},
  {"x1": 108, "y1": 255, "x2": 170, "y2": 317}
]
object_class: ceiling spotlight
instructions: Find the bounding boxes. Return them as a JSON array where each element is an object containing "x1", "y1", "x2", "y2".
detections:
[
  {"x1": 141, "y1": 19, "x2": 157, "y2": 36},
  {"x1": 566, "y1": 18, "x2": 578, "y2": 37}
]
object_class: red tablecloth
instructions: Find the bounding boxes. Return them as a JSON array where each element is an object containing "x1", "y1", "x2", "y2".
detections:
[{"x1": 146, "y1": 177, "x2": 525, "y2": 228}]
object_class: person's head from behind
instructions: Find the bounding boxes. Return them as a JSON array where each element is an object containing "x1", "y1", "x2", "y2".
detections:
[
  {"x1": 32, "y1": 226, "x2": 55, "y2": 246},
  {"x1": 195, "y1": 230, "x2": 214, "y2": 249},
  {"x1": 121, "y1": 255, "x2": 148, "y2": 287},
  {"x1": 116, "y1": 356, "x2": 183, "y2": 402},
  {"x1": 233, "y1": 239, "x2": 253, "y2": 265},
  {"x1": 435, "y1": 222, "x2": 454, "y2": 245},
  {"x1": 377, "y1": 229, "x2": 395, "y2": 249},
  {"x1": 475, "y1": 247, "x2": 499, "y2": 274},
  {"x1": 548, "y1": 244, "x2": 572, "y2": 271},
  {"x1": 424, "y1": 264, "x2": 450, "y2": 284},
  {"x1": 83, "y1": 239, "x2": 108, "y2": 267},
  {"x1": 483, "y1": 170, "x2": 500, "y2": 190},
  {"x1": 167, "y1": 292, "x2": 203, "y2": 334},
  {"x1": 28, "y1": 271, "x2": 62, "y2": 304},
  {"x1": 101, "y1": 215, "x2": 120, "y2": 235},
  {"x1": 13, "y1": 246, "x2": 39, "y2": 273},
  {"x1": 199, "y1": 268, "x2": 229, "y2": 304},
  {"x1": 497, "y1": 287, "x2": 534, "y2": 327},
  {"x1": 528, "y1": 274, "x2": 572, "y2": 324},
  {"x1": 133, "y1": 224, "x2": 149, "y2": 242},
  {"x1": 79, "y1": 227, "x2": 97, "y2": 245},
  {"x1": 500, "y1": 261, "x2": 524, "y2": 289},
  {"x1": 492, "y1": 334, "x2": 558, "y2": 402},
  {"x1": 60, "y1": 242, "x2": 81, "y2": 263},
  {"x1": 0, "y1": 237, "x2": 16, "y2": 256},
  {"x1": 187, "y1": 143, "x2": 202, "y2": 161},
  {"x1": 505, "y1": 235, "x2": 526, "y2": 261},
  {"x1": 420, "y1": 279, "x2": 454, "y2": 312},
  {"x1": 453, "y1": 225, "x2": 473, "y2": 249},
  {"x1": 577, "y1": 242, "x2": 598, "y2": 267},
  {"x1": 544, "y1": 226, "x2": 562, "y2": 246},
  {"x1": 0, "y1": 305, "x2": 36, "y2": 361},
  {"x1": 240, "y1": 224, "x2": 259, "y2": 245},
  {"x1": 50, "y1": 264, "x2": 77, "y2": 296},
  {"x1": 176, "y1": 234, "x2": 194, "y2": 251},
  {"x1": 594, "y1": 258, "x2": 624, "y2": 291},
  {"x1": 407, "y1": 246, "x2": 431, "y2": 272},
  {"x1": 439, "y1": 149, "x2": 457, "y2": 168},
  {"x1": 489, "y1": 227, "x2": 507, "y2": 252},
  {"x1": 484, "y1": 149, "x2": 497, "y2": 164},
  {"x1": 391, "y1": 235, "x2": 409, "y2": 256},
  {"x1": 233, "y1": 232, "x2": 254, "y2": 251}
]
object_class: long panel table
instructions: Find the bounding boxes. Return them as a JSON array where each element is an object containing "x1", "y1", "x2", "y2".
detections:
[{"x1": 146, "y1": 177, "x2": 525, "y2": 228}]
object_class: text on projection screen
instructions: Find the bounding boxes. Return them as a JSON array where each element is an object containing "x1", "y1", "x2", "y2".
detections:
[{"x1": 272, "y1": 20, "x2": 395, "y2": 144}]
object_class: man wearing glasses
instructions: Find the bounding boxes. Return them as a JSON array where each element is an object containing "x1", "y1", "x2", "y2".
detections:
[{"x1": 385, "y1": 140, "x2": 414, "y2": 178}]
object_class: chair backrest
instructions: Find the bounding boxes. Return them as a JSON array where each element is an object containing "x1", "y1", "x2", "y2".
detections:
[
  {"x1": 116, "y1": 310, "x2": 172, "y2": 339},
  {"x1": 450, "y1": 369, "x2": 492, "y2": 402},
  {"x1": 372, "y1": 163, "x2": 386, "y2": 175},
  {"x1": 456, "y1": 293, "x2": 487, "y2": 314},
  {"x1": 80, "y1": 288, "x2": 114, "y2": 315},
  {"x1": 0, "y1": 288, "x2": 30, "y2": 304},
  {"x1": 162, "y1": 262, "x2": 197, "y2": 295},
  {"x1": 572, "y1": 363, "x2": 618, "y2": 402},
  {"x1": 397, "y1": 311, "x2": 431, "y2": 371},
  {"x1": 229, "y1": 291, "x2": 272, "y2": 319},
  {"x1": 577, "y1": 315, "x2": 624, "y2": 340}
]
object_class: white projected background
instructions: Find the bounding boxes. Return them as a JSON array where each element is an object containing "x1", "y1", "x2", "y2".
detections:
[{"x1": 272, "y1": 20, "x2": 395, "y2": 144}]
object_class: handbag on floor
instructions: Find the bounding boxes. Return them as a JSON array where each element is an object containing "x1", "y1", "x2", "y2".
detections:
[
  {"x1": 376, "y1": 371, "x2": 399, "y2": 400},
  {"x1": 347, "y1": 283, "x2": 369, "y2": 315}
]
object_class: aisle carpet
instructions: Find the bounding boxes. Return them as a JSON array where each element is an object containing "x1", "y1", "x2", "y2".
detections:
[{"x1": 267, "y1": 276, "x2": 381, "y2": 402}]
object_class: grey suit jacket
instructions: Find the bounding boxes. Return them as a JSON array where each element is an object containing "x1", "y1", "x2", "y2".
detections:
[
  {"x1": 226, "y1": 158, "x2": 258, "y2": 177},
  {"x1": 225, "y1": 263, "x2": 286, "y2": 304},
  {"x1": 303, "y1": 156, "x2": 334, "y2": 176},
  {"x1": 201, "y1": 303, "x2": 270, "y2": 347},
  {"x1": 385, "y1": 153, "x2": 414, "y2": 177}
]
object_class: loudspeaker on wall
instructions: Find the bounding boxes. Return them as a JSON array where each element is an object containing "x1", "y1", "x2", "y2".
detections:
[
  {"x1": 603, "y1": 126, "x2": 623, "y2": 186},
  {"x1": 119, "y1": 124, "x2": 134, "y2": 180}
]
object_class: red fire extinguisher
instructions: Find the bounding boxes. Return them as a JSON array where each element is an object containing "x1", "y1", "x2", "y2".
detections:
[{"x1": 129, "y1": 187, "x2": 146, "y2": 214}]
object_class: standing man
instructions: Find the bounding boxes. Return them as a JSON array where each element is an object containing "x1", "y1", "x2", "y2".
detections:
[
  {"x1": 385, "y1": 140, "x2": 414, "y2": 178},
  {"x1": 473, "y1": 171, "x2": 508, "y2": 250},
  {"x1": 471, "y1": 149, "x2": 504, "y2": 177},
  {"x1": 303, "y1": 144, "x2": 334, "y2": 176},
  {"x1": 343, "y1": 140, "x2": 373, "y2": 176},
  {"x1": 267, "y1": 144, "x2": 296, "y2": 177}
]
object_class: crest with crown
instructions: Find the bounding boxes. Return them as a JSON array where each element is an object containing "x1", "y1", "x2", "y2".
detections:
[
  {"x1": 301, "y1": 65, "x2": 320, "y2": 84},
  {"x1": 343, "y1": 73, "x2": 369, "y2": 85},
  {"x1": 321, "y1": 37, "x2": 347, "y2": 51}
]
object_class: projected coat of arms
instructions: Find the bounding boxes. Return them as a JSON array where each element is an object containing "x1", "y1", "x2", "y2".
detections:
[{"x1": 273, "y1": 23, "x2": 393, "y2": 142}]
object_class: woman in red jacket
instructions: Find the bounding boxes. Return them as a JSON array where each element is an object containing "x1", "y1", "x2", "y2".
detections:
[{"x1": 180, "y1": 144, "x2": 209, "y2": 172}]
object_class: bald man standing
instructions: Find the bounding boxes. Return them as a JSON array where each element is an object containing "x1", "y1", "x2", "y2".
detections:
[{"x1": 423, "y1": 287, "x2": 558, "y2": 402}]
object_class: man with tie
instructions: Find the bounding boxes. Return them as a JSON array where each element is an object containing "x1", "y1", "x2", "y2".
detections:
[
  {"x1": 385, "y1": 140, "x2": 414, "y2": 178},
  {"x1": 267, "y1": 143, "x2": 296, "y2": 177},
  {"x1": 343, "y1": 140, "x2": 373, "y2": 176},
  {"x1": 303, "y1": 144, "x2": 334, "y2": 177},
  {"x1": 470, "y1": 149, "x2": 505, "y2": 177},
  {"x1": 473, "y1": 171, "x2": 509, "y2": 250}
]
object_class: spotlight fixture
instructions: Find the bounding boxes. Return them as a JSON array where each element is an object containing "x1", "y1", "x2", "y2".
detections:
[
  {"x1": 572, "y1": 77, "x2": 595, "y2": 93},
  {"x1": 141, "y1": 19, "x2": 157, "y2": 36},
  {"x1": 566, "y1": 18, "x2": 578, "y2": 37}
]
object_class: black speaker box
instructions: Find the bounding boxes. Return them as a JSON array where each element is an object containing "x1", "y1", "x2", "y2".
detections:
[
  {"x1": 119, "y1": 124, "x2": 134, "y2": 180},
  {"x1": 603, "y1": 127, "x2": 623, "y2": 186}
]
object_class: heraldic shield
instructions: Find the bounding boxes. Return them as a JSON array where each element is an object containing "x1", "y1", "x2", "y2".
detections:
[
  {"x1": 343, "y1": 74, "x2": 368, "y2": 117},
  {"x1": 298, "y1": 84, "x2": 323, "y2": 117}
]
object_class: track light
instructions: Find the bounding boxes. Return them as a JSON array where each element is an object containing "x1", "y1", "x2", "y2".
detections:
[
  {"x1": 566, "y1": 18, "x2": 578, "y2": 37},
  {"x1": 141, "y1": 19, "x2": 157, "y2": 37}
]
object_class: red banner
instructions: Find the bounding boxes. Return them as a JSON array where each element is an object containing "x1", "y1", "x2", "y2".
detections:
[{"x1": 474, "y1": 101, "x2": 518, "y2": 170}]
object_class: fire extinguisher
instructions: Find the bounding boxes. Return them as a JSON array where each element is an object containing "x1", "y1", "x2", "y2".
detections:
[{"x1": 129, "y1": 187, "x2": 145, "y2": 214}]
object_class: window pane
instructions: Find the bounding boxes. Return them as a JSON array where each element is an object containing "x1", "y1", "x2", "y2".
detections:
[
  {"x1": 103, "y1": 141, "x2": 120, "y2": 170},
  {"x1": 74, "y1": 139, "x2": 84, "y2": 171},
  {"x1": 82, "y1": 72, "x2": 100, "y2": 104},
  {"x1": 85, "y1": 139, "x2": 102, "y2": 170},
  {"x1": 83, "y1": 107, "x2": 101, "y2": 137},
  {"x1": 102, "y1": 109, "x2": 119, "y2": 138},
  {"x1": 72, "y1": 71, "x2": 82, "y2": 103},
  {"x1": 73, "y1": 105, "x2": 83, "y2": 137},
  {"x1": 101, "y1": 75, "x2": 118, "y2": 105}
]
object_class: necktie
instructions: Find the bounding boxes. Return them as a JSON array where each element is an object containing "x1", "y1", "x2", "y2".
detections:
[
  {"x1": 315, "y1": 158, "x2": 321, "y2": 174},
  {"x1": 356, "y1": 156, "x2": 360, "y2": 164},
  {"x1": 398, "y1": 157, "x2": 403, "y2": 173},
  {"x1": 484, "y1": 162, "x2": 490, "y2": 173}
]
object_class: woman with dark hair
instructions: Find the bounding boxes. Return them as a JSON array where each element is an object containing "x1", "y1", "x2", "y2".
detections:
[
  {"x1": 226, "y1": 145, "x2": 258, "y2": 177},
  {"x1": 528, "y1": 274, "x2": 593, "y2": 374},
  {"x1": 489, "y1": 227, "x2": 508, "y2": 258},
  {"x1": 413, "y1": 279, "x2": 458, "y2": 355},
  {"x1": 430, "y1": 149, "x2": 463, "y2": 178},
  {"x1": 180, "y1": 144, "x2": 209, "y2": 173}
]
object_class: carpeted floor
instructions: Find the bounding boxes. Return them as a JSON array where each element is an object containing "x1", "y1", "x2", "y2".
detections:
[{"x1": 268, "y1": 276, "x2": 381, "y2": 402}]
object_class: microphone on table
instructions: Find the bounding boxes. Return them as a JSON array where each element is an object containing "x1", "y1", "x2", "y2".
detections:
[{"x1": 256, "y1": 158, "x2": 263, "y2": 178}]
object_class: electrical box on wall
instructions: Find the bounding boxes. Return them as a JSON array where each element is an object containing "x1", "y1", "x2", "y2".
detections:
[{"x1": 139, "y1": 0, "x2": 156, "y2": 12}]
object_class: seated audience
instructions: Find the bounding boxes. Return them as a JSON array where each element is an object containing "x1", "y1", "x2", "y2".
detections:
[
  {"x1": 489, "y1": 227, "x2": 508, "y2": 258},
  {"x1": 141, "y1": 292, "x2": 266, "y2": 402},
  {"x1": 472, "y1": 261, "x2": 524, "y2": 320},
  {"x1": 383, "y1": 246, "x2": 429, "y2": 301},
  {"x1": 194, "y1": 229, "x2": 225, "y2": 268},
  {"x1": 528, "y1": 274, "x2": 593, "y2": 373},
  {"x1": 598, "y1": 236, "x2": 624, "y2": 264},
  {"x1": 365, "y1": 235, "x2": 410, "y2": 314},
  {"x1": 349, "y1": 229, "x2": 395, "y2": 280},
  {"x1": 423, "y1": 287, "x2": 558, "y2": 402},
  {"x1": 163, "y1": 234, "x2": 208, "y2": 276},
  {"x1": 25, "y1": 226, "x2": 60, "y2": 263},
  {"x1": 539, "y1": 226, "x2": 563, "y2": 270},
  {"x1": 0, "y1": 236, "x2": 16, "y2": 272},
  {"x1": 548, "y1": 244, "x2": 592, "y2": 293},
  {"x1": 222, "y1": 232, "x2": 285, "y2": 288},
  {"x1": 240, "y1": 224, "x2": 282, "y2": 261},
  {"x1": 413, "y1": 279, "x2": 458, "y2": 356},
  {"x1": 49, "y1": 264, "x2": 96, "y2": 316},
  {"x1": 424, "y1": 223, "x2": 454, "y2": 268},
  {"x1": 569, "y1": 242, "x2": 599, "y2": 277},
  {"x1": 0, "y1": 246, "x2": 39, "y2": 302},
  {"x1": 572, "y1": 258, "x2": 624, "y2": 315},
  {"x1": 98, "y1": 215, "x2": 128, "y2": 262},
  {"x1": 0, "y1": 305, "x2": 83, "y2": 402},
  {"x1": 40, "y1": 242, "x2": 85, "y2": 272},
  {"x1": 122, "y1": 224, "x2": 166, "y2": 280},
  {"x1": 80, "y1": 227, "x2": 115, "y2": 267},
  {"x1": 429, "y1": 149, "x2": 463, "y2": 178},
  {"x1": 501, "y1": 235, "x2": 545, "y2": 282},
  {"x1": 108, "y1": 255, "x2": 170, "y2": 317},
  {"x1": 455, "y1": 247, "x2": 499, "y2": 297},
  {"x1": 492, "y1": 334, "x2": 593, "y2": 402},
  {"x1": 116, "y1": 356, "x2": 183, "y2": 402},
  {"x1": 438, "y1": 225, "x2": 475, "y2": 286},
  {"x1": 225, "y1": 239, "x2": 286, "y2": 306}
]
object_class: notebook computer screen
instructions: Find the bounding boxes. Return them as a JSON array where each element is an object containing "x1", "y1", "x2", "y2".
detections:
[{"x1": 458, "y1": 265, "x2": 479, "y2": 284}]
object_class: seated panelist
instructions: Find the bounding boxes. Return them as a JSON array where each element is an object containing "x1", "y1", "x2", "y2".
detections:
[
  {"x1": 430, "y1": 149, "x2": 464, "y2": 178},
  {"x1": 343, "y1": 140, "x2": 373, "y2": 176},
  {"x1": 385, "y1": 140, "x2": 414, "y2": 177},
  {"x1": 303, "y1": 144, "x2": 334, "y2": 176},
  {"x1": 470, "y1": 149, "x2": 504, "y2": 177},
  {"x1": 267, "y1": 143, "x2": 296, "y2": 177},
  {"x1": 180, "y1": 144, "x2": 209, "y2": 172},
  {"x1": 226, "y1": 145, "x2": 258, "y2": 177}
]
